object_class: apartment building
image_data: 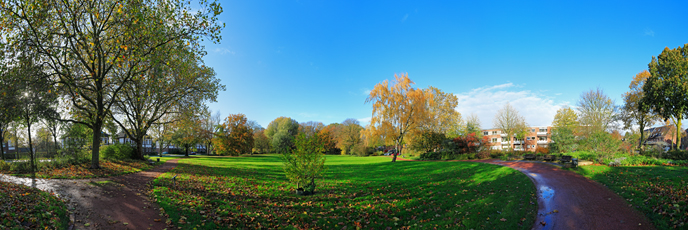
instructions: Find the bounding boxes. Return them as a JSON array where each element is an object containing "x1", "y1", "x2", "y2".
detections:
[{"x1": 482, "y1": 126, "x2": 552, "y2": 152}]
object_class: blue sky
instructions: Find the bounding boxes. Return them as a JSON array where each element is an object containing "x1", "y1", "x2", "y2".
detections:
[{"x1": 199, "y1": 0, "x2": 688, "y2": 129}]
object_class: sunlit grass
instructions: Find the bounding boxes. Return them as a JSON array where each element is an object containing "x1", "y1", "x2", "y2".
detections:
[{"x1": 152, "y1": 155, "x2": 538, "y2": 229}]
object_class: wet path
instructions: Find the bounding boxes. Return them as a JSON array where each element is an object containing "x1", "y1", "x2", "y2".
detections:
[
  {"x1": 0, "y1": 159, "x2": 180, "y2": 229},
  {"x1": 476, "y1": 160, "x2": 653, "y2": 230}
]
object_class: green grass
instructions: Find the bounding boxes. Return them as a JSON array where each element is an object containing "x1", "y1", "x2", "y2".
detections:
[
  {"x1": 151, "y1": 155, "x2": 537, "y2": 229},
  {"x1": 573, "y1": 165, "x2": 688, "y2": 229},
  {"x1": 0, "y1": 181, "x2": 69, "y2": 229}
]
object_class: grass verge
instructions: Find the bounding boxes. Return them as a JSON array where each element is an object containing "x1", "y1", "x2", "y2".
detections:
[
  {"x1": 2, "y1": 157, "x2": 182, "y2": 179},
  {"x1": 0, "y1": 181, "x2": 69, "y2": 229},
  {"x1": 151, "y1": 155, "x2": 537, "y2": 229},
  {"x1": 573, "y1": 165, "x2": 688, "y2": 229}
]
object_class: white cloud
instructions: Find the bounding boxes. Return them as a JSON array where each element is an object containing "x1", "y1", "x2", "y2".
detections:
[
  {"x1": 455, "y1": 83, "x2": 569, "y2": 129},
  {"x1": 644, "y1": 28, "x2": 655, "y2": 37},
  {"x1": 214, "y1": 47, "x2": 235, "y2": 55},
  {"x1": 401, "y1": 13, "x2": 409, "y2": 22},
  {"x1": 361, "y1": 88, "x2": 371, "y2": 96},
  {"x1": 357, "y1": 117, "x2": 372, "y2": 125}
]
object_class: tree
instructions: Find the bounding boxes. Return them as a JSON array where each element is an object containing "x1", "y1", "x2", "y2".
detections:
[
  {"x1": 493, "y1": 102, "x2": 528, "y2": 150},
  {"x1": 253, "y1": 130, "x2": 271, "y2": 154},
  {"x1": 552, "y1": 106, "x2": 579, "y2": 130},
  {"x1": 0, "y1": 66, "x2": 20, "y2": 160},
  {"x1": 213, "y1": 114, "x2": 254, "y2": 156},
  {"x1": 421, "y1": 86, "x2": 460, "y2": 134},
  {"x1": 170, "y1": 111, "x2": 201, "y2": 157},
  {"x1": 299, "y1": 121, "x2": 324, "y2": 138},
  {"x1": 550, "y1": 106, "x2": 579, "y2": 153},
  {"x1": 265, "y1": 117, "x2": 299, "y2": 154},
  {"x1": 577, "y1": 88, "x2": 616, "y2": 135},
  {"x1": 14, "y1": 59, "x2": 58, "y2": 177},
  {"x1": 318, "y1": 124, "x2": 340, "y2": 154},
  {"x1": 0, "y1": 0, "x2": 224, "y2": 168},
  {"x1": 620, "y1": 70, "x2": 660, "y2": 153},
  {"x1": 281, "y1": 132, "x2": 326, "y2": 194},
  {"x1": 111, "y1": 45, "x2": 224, "y2": 160},
  {"x1": 465, "y1": 113, "x2": 482, "y2": 137},
  {"x1": 150, "y1": 114, "x2": 174, "y2": 157},
  {"x1": 365, "y1": 73, "x2": 430, "y2": 162},
  {"x1": 642, "y1": 44, "x2": 688, "y2": 150},
  {"x1": 338, "y1": 119, "x2": 363, "y2": 155}
]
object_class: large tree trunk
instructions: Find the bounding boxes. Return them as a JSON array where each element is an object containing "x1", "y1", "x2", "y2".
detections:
[
  {"x1": 676, "y1": 118, "x2": 682, "y2": 150},
  {"x1": 136, "y1": 138, "x2": 144, "y2": 160},
  {"x1": 91, "y1": 120, "x2": 103, "y2": 169},
  {"x1": 638, "y1": 116, "x2": 645, "y2": 155},
  {"x1": 185, "y1": 146, "x2": 189, "y2": 157},
  {"x1": 52, "y1": 132, "x2": 58, "y2": 155},
  {"x1": 27, "y1": 119, "x2": 35, "y2": 178}
]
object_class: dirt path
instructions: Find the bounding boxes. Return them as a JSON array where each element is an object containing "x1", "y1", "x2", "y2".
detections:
[
  {"x1": 0, "y1": 159, "x2": 180, "y2": 230},
  {"x1": 474, "y1": 159, "x2": 654, "y2": 230}
]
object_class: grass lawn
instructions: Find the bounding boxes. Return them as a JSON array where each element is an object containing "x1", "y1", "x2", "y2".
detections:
[
  {"x1": 0, "y1": 181, "x2": 69, "y2": 229},
  {"x1": 151, "y1": 155, "x2": 538, "y2": 229},
  {"x1": 573, "y1": 165, "x2": 688, "y2": 229}
]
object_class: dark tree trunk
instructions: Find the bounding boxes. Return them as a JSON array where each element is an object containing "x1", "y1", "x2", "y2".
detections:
[
  {"x1": 27, "y1": 119, "x2": 35, "y2": 178},
  {"x1": 91, "y1": 120, "x2": 103, "y2": 169},
  {"x1": 638, "y1": 116, "x2": 645, "y2": 155},
  {"x1": 185, "y1": 146, "x2": 189, "y2": 157},
  {"x1": 136, "y1": 138, "x2": 144, "y2": 160},
  {"x1": 0, "y1": 132, "x2": 5, "y2": 161}
]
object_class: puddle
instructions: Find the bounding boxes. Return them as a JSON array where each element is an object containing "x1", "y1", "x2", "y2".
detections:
[
  {"x1": 0, "y1": 174, "x2": 82, "y2": 210},
  {"x1": 538, "y1": 185, "x2": 555, "y2": 230}
]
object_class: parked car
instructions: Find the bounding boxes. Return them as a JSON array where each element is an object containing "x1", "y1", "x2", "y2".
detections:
[{"x1": 190, "y1": 152, "x2": 197, "y2": 155}]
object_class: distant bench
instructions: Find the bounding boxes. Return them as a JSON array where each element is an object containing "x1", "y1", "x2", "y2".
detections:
[
  {"x1": 543, "y1": 155, "x2": 556, "y2": 161},
  {"x1": 524, "y1": 154, "x2": 536, "y2": 160},
  {"x1": 559, "y1": 155, "x2": 578, "y2": 167}
]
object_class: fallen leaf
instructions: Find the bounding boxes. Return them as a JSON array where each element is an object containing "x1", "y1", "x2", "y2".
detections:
[{"x1": 500, "y1": 218, "x2": 506, "y2": 221}]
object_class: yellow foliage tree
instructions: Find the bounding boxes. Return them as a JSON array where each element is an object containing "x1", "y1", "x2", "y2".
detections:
[{"x1": 365, "y1": 73, "x2": 430, "y2": 162}]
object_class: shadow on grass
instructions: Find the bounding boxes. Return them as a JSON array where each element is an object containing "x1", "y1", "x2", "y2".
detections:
[{"x1": 151, "y1": 155, "x2": 538, "y2": 229}]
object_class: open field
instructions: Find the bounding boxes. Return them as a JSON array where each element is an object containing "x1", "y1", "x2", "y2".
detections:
[
  {"x1": 152, "y1": 155, "x2": 538, "y2": 229},
  {"x1": 574, "y1": 165, "x2": 688, "y2": 229},
  {"x1": 0, "y1": 181, "x2": 69, "y2": 229}
]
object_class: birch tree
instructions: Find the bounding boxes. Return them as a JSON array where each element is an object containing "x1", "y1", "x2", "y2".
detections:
[
  {"x1": 365, "y1": 73, "x2": 430, "y2": 162},
  {"x1": 493, "y1": 102, "x2": 527, "y2": 150}
]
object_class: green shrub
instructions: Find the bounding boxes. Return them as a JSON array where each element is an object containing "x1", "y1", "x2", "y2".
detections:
[
  {"x1": 10, "y1": 161, "x2": 31, "y2": 173},
  {"x1": 419, "y1": 151, "x2": 441, "y2": 160},
  {"x1": 665, "y1": 150, "x2": 688, "y2": 160},
  {"x1": 102, "y1": 143, "x2": 134, "y2": 160},
  {"x1": 490, "y1": 151, "x2": 505, "y2": 159},
  {"x1": 0, "y1": 160, "x2": 9, "y2": 171}
]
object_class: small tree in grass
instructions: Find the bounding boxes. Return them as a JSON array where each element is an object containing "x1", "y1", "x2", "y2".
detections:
[{"x1": 281, "y1": 133, "x2": 327, "y2": 194}]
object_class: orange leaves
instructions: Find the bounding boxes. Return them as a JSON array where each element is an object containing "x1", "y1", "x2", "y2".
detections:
[{"x1": 213, "y1": 113, "x2": 254, "y2": 156}]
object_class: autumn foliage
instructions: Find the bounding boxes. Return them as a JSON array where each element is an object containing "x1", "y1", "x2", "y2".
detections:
[
  {"x1": 452, "y1": 133, "x2": 488, "y2": 154},
  {"x1": 213, "y1": 114, "x2": 254, "y2": 156}
]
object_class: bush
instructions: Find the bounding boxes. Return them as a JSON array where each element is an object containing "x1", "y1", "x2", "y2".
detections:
[
  {"x1": 10, "y1": 161, "x2": 31, "y2": 173},
  {"x1": 102, "y1": 143, "x2": 134, "y2": 160},
  {"x1": 665, "y1": 150, "x2": 688, "y2": 160},
  {"x1": 476, "y1": 151, "x2": 490, "y2": 159},
  {"x1": 0, "y1": 160, "x2": 9, "y2": 171},
  {"x1": 419, "y1": 151, "x2": 441, "y2": 160},
  {"x1": 490, "y1": 150, "x2": 506, "y2": 159},
  {"x1": 535, "y1": 147, "x2": 549, "y2": 154}
]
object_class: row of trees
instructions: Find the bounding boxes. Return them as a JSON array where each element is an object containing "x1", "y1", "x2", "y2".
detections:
[{"x1": 0, "y1": 0, "x2": 226, "y2": 172}]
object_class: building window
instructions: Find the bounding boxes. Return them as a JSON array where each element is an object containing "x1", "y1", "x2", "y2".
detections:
[
  {"x1": 531, "y1": 129, "x2": 535, "y2": 132},
  {"x1": 539, "y1": 128, "x2": 547, "y2": 132},
  {"x1": 492, "y1": 131, "x2": 497, "y2": 135},
  {"x1": 492, "y1": 138, "x2": 497, "y2": 143},
  {"x1": 539, "y1": 137, "x2": 547, "y2": 141},
  {"x1": 483, "y1": 131, "x2": 489, "y2": 135}
]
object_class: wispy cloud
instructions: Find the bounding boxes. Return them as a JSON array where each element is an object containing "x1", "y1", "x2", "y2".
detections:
[
  {"x1": 357, "y1": 117, "x2": 372, "y2": 125},
  {"x1": 644, "y1": 28, "x2": 655, "y2": 37},
  {"x1": 401, "y1": 13, "x2": 409, "y2": 22},
  {"x1": 361, "y1": 88, "x2": 371, "y2": 96},
  {"x1": 214, "y1": 47, "x2": 235, "y2": 55},
  {"x1": 455, "y1": 83, "x2": 569, "y2": 129}
]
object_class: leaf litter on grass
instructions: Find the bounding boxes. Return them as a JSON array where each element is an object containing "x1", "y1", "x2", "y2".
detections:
[{"x1": 151, "y1": 155, "x2": 538, "y2": 229}]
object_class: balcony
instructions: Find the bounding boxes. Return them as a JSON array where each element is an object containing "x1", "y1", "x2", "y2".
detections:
[
  {"x1": 501, "y1": 141, "x2": 510, "y2": 145},
  {"x1": 537, "y1": 140, "x2": 548, "y2": 144},
  {"x1": 514, "y1": 147, "x2": 524, "y2": 151},
  {"x1": 537, "y1": 132, "x2": 548, "y2": 136},
  {"x1": 500, "y1": 133, "x2": 507, "y2": 137},
  {"x1": 513, "y1": 140, "x2": 523, "y2": 144}
]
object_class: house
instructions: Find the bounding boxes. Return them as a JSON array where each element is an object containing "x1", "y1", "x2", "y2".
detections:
[
  {"x1": 482, "y1": 126, "x2": 552, "y2": 152},
  {"x1": 1, "y1": 139, "x2": 17, "y2": 154},
  {"x1": 115, "y1": 132, "x2": 156, "y2": 154},
  {"x1": 643, "y1": 126, "x2": 688, "y2": 150}
]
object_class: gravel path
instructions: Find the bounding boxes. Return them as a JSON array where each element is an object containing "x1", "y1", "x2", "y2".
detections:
[{"x1": 0, "y1": 159, "x2": 180, "y2": 230}]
